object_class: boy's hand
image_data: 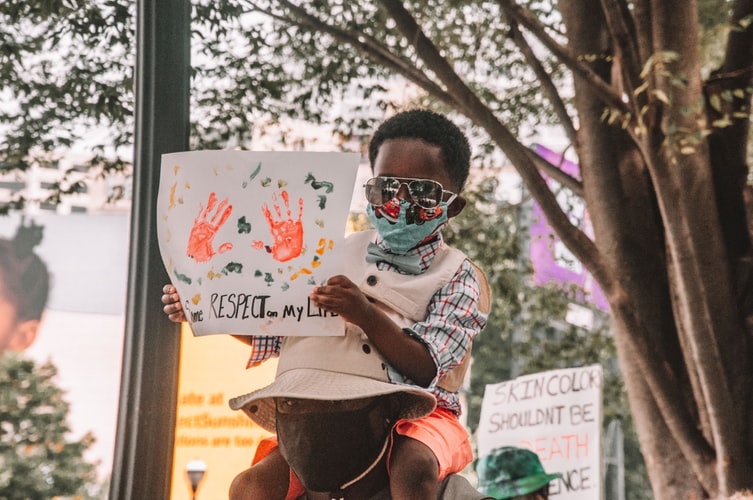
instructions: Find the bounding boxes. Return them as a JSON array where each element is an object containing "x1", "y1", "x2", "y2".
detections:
[
  {"x1": 161, "y1": 284, "x2": 187, "y2": 323},
  {"x1": 311, "y1": 275, "x2": 437, "y2": 387},
  {"x1": 309, "y1": 275, "x2": 373, "y2": 325}
]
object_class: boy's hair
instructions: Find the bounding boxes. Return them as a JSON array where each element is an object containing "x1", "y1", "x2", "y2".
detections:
[
  {"x1": 0, "y1": 221, "x2": 50, "y2": 321},
  {"x1": 368, "y1": 109, "x2": 471, "y2": 191}
]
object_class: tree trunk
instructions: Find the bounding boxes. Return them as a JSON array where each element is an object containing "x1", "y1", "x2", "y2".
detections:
[{"x1": 556, "y1": 0, "x2": 753, "y2": 496}]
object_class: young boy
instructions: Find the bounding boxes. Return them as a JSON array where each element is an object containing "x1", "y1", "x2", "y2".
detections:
[{"x1": 162, "y1": 109, "x2": 490, "y2": 499}]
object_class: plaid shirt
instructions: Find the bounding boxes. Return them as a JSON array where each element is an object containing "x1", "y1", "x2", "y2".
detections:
[{"x1": 245, "y1": 233, "x2": 488, "y2": 415}]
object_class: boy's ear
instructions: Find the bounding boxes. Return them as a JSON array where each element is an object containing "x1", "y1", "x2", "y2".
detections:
[
  {"x1": 8, "y1": 319, "x2": 40, "y2": 352},
  {"x1": 447, "y1": 196, "x2": 466, "y2": 218}
]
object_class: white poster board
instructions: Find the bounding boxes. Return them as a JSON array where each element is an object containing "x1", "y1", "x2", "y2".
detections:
[
  {"x1": 477, "y1": 364, "x2": 603, "y2": 499},
  {"x1": 156, "y1": 150, "x2": 360, "y2": 336}
]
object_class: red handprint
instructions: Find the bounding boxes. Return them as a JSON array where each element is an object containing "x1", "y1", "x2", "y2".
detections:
[
  {"x1": 253, "y1": 190, "x2": 304, "y2": 263},
  {"x1": 186, "y1": 192, "x2": 233, "y2": 263}
]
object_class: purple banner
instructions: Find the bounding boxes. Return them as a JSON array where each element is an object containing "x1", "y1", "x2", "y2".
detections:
[{"x1": 530, "y1": 144, "x2": 608, "y2": 311}]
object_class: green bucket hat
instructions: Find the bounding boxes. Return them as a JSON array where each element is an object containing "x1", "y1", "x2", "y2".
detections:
[{"x1": 476, "y1": 446, "x2": 562, "y2": 499}]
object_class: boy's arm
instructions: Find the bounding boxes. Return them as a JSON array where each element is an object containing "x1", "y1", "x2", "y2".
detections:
[
  {"x1": 245, "y1": 335, "x2": 282, "y2": 368},
  {"x1": 353, "y1": 301, "x2": 438, "y2": 387},
  {"x1": 231, "y1": 335, "x2": 253, "y2": 346},
  {"x1": 309, "y1": 275, "x2": 437, "y2": 387},
  {"x1": 406, "y1": 260, "x2": 489, "y2": 385}
]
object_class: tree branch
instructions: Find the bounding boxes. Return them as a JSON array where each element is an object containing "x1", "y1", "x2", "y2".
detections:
[
  {"x1": 505, "y1": 18, "x2": 578, "y2": 145},
  {"x1": 260, "y1": 0, "x2": 461, "y2": 109},
  {"x1": 527, "y1": 147, "x2": 584, "y2": 197},
  {"x1": 598, "y1": 0, "x2": 644, "y2": 108},
  {"x1": 375, "y1": 0, "x2": 480, "y2": 117},
  {"x1": 496, "y1": 0, "x2": 630, "y2": 115}
]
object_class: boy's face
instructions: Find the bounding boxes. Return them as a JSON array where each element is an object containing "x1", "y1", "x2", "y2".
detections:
[{"x1": 372, "y1": 138, "x2": 464, "y2": 217}]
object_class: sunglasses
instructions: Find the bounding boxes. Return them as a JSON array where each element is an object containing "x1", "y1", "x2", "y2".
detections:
[{"x1": 363, "y1": 177, "x2": 457, "y2": 209}]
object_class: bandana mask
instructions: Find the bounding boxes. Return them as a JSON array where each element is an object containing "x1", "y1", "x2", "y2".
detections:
[
  {"x1": 276, "y1": 398, "x2": 395, "y2": 494},
  {"x1": 366, "y1": 199, "x2": 449, "y2": 254}
]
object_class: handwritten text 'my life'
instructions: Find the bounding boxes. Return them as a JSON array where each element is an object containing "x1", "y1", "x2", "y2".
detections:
[{"x1": 206, "y1": 292, "x2": 337, "y2": 322}]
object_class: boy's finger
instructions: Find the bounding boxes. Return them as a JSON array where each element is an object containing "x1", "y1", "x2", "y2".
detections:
[
  {"x1": 161, "y1": 293, "x2": 177, "y2": 304},
  {"x1": 325, "y1": 274, "x2": 347, "y2": 285}
]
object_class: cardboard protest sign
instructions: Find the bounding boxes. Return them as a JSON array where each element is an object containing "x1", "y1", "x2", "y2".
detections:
[
  {"x1": 476, "y1": 365, "x2": 603, "y2": 499},
  {"x1": 157, "y1": 150, "x2": 360, "y2": 336}
]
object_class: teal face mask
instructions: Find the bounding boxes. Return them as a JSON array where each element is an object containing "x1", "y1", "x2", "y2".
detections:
[{"x1": 366, "y1": 198, "x2": 449, "y2": 254}]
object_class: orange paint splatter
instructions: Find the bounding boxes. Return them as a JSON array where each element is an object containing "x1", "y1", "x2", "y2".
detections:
[{"x1": 169, "y1": 182, "x2": 177, "y2": 209}]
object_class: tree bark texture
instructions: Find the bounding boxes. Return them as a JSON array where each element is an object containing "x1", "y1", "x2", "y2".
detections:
[{"x1": 555, "y1": 0, "x2": 753, "y2": 496}]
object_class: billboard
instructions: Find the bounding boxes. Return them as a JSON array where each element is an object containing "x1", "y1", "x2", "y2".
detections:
[
  {"x1": 0, "y1": 212, "x2": 130, "y2": 494},
  {"x1": 530, "y1": 144, "x2": 608, "y2": 311}
]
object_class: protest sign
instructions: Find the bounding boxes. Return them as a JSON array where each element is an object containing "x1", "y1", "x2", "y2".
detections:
[
  {"x1": 157, "y1": 150, "x2": 360, "y2": 336},
  {"x1": 476, "y1": 364, "x2": 603, "y2": 499}
]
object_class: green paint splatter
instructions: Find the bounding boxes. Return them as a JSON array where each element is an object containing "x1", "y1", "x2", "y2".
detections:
[
  {"x1": 317, "y1": 195, "x2": 327, "y2": 209},
  {"x1": 281, "y1": 282, "x2": 289, "y2": 291},
  {"x1": 237, "y1": 216, "x2": 251, "y2": 234},
  {"x1": 254, "y1": 270, "x2": 263, "y2": 277},
  {"x1": 222, "y1": 262, "x2": 243, "y2": 275},
  {"x1": 264, "y1": 272, "x2": 274, "y2": 285},
  {"x1": 250, "y1": 162, "x2": 262, "y2": 179},
  {"x1": 305, "y1": 172, "x2": 334, "y2": 193},
  {"x1": 242, "y1": 162, "x2": 262, "y2": 188},
  {"x1": 173, "y1": 269, "x2": 192, "y2": 285},
  {"x1": 261, "y1": 177, "x2": 272, "y2": 187},
  {"x1": 308, "y1": 277, "x2": 317, "y2": 285}
]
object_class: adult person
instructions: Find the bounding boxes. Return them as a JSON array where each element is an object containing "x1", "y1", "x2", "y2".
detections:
[
  {"x1": 476, "y1": 447, "x2": 562, "y2": 500},
  {"x1": 0, "y1": 219, "x2": 50, "y2": 355},
  {"x1": 228, "y1": 322, "x2": 493, "y2": 500}
]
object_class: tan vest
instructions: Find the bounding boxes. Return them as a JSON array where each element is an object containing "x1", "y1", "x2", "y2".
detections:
[
  {"x1": 342, "y1": 230, "x2": 490, "y2": 392},
  {"x1": 280, "y1": 230, "x2": 490, "y2": 393}
]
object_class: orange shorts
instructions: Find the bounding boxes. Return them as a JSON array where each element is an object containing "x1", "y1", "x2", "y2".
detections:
[
  {"x1": 391, "y1": 407, "x2": 473, "y2": 481},
  {"x1": 253, "y1": 407, "x2": 471, "y2": 498}
]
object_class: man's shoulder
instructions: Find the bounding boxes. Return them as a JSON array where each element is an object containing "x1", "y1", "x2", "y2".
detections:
[
  {"x1": 438, "y1": 474, "x2": 495, "y2": 500},
  {"x1": 345, "y1": 475, "x2": 493, "y2": 500}
]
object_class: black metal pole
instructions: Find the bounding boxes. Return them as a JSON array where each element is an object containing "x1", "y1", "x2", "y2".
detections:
[{"x1": 109, "y1": 0, "x2": 190, "y2": 498}]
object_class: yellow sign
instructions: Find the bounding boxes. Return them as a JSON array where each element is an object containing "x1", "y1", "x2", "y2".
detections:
[{"x1": 171, "y1": 325, "x2": 277, "y2": 500}]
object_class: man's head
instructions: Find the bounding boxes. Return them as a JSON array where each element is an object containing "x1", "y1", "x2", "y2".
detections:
[
  {"x1": 476, "y1": 447, "x2": 562, "y2": 500},
  {"x1": 0, "y1": 221, "x2": 49, "y2": 354},
  {"x1": 275, "y1": 394, "x2": 400, "y2": 493}
]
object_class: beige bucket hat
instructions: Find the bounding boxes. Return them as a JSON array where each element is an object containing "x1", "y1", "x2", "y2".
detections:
[{"x1": 229, "y1": 330, "x2": 437, "y2": 432}]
